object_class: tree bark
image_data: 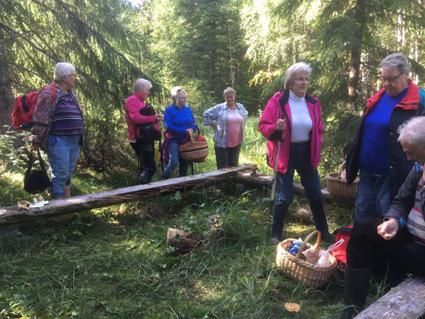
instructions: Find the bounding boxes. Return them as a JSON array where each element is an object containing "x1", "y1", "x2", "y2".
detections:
[
  {"x1": 0, "y1": 164, "x2": 256, "y2": 225},
  {"x1": 355, "y1": 277, "x2": 425, "y2": 319},
  {"x1": 348, "y1": 0, "x2": 366, "y2": 111},
  {"x1": 0, "y1": 25, "x2": 14, "y2": 132},
  {"x1": 234, "y1": 172, "x2": 332, "y2": 201}
]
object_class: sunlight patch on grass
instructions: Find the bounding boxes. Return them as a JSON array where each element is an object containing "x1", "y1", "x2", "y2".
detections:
[{"x1": 2, "y1": 172, "x2": 23, "y2": 183}]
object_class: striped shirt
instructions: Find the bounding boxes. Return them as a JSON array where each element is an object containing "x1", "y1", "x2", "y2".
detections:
[
  {"x1": 50, "y1": 91, "x2": 83, "y2": 136},
  {"x1": 407, "y1": 178, "x2": 425, "y2": 245}
]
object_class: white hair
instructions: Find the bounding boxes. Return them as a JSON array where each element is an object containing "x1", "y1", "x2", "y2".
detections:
[
  {"x1": 380, "y1": 52, "x2": 411, "y2": 74},
  {"x1": 283, "y1": 62, "x2": 312, "y2": 89},
  {"x1": 133, "y1": 78, "x2": 153, "y2": 91},
  {"x1": 398, "y1": 116, "x2": 425, "y2": 149},
  {"x1": 223, "y1": 87, "x2": 236, "y2": 96},
  {"x1": 54, "y1": 62, "x2": 76, "y2": 82},
  {"x1": 170, "y1": 86, "x2": 185, "y2": 100}
]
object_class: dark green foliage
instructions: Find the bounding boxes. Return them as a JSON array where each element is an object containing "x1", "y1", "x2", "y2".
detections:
[{"x1": 0, "y1": 0, "x2": 166, "y2": 169}]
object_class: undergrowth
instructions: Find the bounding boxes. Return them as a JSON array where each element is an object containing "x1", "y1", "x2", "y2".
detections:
[{"x1": 0, "y1": 117, "x2": 366, "y2": 318}]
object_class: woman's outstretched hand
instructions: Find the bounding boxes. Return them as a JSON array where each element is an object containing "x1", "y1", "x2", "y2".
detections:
[{"x1": 377, "y1": 217, "x2": 399, "y2": 240}]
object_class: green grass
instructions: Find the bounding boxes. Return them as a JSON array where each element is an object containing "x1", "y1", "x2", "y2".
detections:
[
  {"x1": 0, "y1": 189, "x2": 352, "y2": 319},
  {"x1": 0, "y1": 117, "x2": 369, "y2": 318}
]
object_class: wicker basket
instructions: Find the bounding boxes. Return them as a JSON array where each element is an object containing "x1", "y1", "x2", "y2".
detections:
[
  {"x1": 276, "y1": 230, "x2": 337, "y2": 288},
  {"x1": 326, "y1": 173, "x2": 359, "y2": 201},
  {"x1": 179, "y1": 139, "x2": 209, "y2": 163}
]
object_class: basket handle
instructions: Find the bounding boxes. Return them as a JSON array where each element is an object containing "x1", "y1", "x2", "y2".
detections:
[
  {"x1": 188, "y1": 125, "x2": 201, "y2": 142},
  {"x1": 294, "y1": 230, "x2": 321, "y2": 260}
]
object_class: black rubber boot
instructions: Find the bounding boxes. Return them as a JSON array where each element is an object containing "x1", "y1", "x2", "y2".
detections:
[
  {"x1": 271, "y1": 203, "x2": 288, "y2": 242},
  {"x1": 340, "y1": 265, "x2": 374, "y2": 319},
  {"x1": 138, "y1": 171, "x2": 151, "y2": 184}
]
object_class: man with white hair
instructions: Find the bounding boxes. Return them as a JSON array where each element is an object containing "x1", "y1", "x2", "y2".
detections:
[
  {"x1": 346, "y1": 52, "x2": 425, "y2": 222},
  {"x1": 341, "y1": 117, "x2": 425, "y2": 318},
  {"x1": 31, "y1": 62, "x2": 83, "y2": 199}
]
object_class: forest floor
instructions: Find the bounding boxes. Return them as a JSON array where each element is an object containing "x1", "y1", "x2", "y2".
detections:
[
  {"x1": 0, "y1": 165, "x2": 387, "y2": 319},
  {"x1": 0, "y1": 119, "x2": 386, "y2": 318}
]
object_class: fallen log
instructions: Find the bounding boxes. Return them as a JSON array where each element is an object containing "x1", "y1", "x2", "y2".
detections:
[
  {"x1": 355, "y1": 276, "x2": 425, "y2": 319},
  {"x1": 0, "y1": 164, "x2": 256, "y2": 225},
  {"x1": 235, "y1": 172, "x2": 332, "y2": 201},
  {"x1": 166, "y1": 228, "x2": 201, "y2": 254}
]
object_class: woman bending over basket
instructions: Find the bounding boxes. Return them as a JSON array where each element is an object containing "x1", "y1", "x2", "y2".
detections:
[
  {"x1": 161, "y1": 86, "x2": 197, "y2": 178},
  {"x1": 258, "y1": 62, "x2": 333, "y2": 244}
]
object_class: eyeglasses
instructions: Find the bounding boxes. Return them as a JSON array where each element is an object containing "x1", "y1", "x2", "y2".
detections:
[{"x1": 380, "y1": 73, "x2": 402, "y2": 83}]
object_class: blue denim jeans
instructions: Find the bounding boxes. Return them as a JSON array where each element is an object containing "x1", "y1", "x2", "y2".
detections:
[
  {"x1": 47, "y1": 134, "x2": 81, "y2": 198},
  {"x1": 214, "y1": 145, "x2": 241, "y2": 169},
  {"x1": 354, "y1": 170, "x2": 391, "y2": 222},
  {"x1": 163, "y1": 140, "x2": 189, "y2": 177},
  {"x1": 272, "y1": 142, "x2": 329, "y2": 240}
]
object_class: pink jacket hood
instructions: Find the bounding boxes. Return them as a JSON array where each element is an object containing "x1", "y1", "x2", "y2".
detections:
[{"x1": 258, "y1": 90, "x2": 324, "y2": 173}]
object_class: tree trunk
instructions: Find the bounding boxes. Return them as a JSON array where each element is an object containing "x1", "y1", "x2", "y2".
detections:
[
  {"x1": 0, "y1": 26, "x2": 14, "y2": 132},
  {"x1": 348, "y1": 0, "x2": 366, "y2": 111},
  {"x1": 234, "y1": 172, "x2": 332, "y2": 201},
  {"x1": 355, "y1": 277, "x2": 425, "y2": 319},
  {"x1": 0, "y1": 164, "x2": 256, "y2": 225}
]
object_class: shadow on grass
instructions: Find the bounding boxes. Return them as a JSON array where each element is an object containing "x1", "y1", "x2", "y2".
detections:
[{"x1": 0, "y1": 188, "x2": 350, "y2": 318}]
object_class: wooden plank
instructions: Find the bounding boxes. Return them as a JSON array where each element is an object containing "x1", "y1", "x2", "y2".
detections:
[
  {"x1": 355, "y1": 277, "x2": 425, "y2": 319},
  {"x1": 235, "y1": 172, "x2": 332, "y2": 200},
  {"x1": 0, "y1": 164, "x2": 256, "y2": 225}
]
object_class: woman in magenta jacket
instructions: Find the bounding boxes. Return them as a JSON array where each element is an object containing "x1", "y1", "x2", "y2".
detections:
[
  {"x1": 124, "y1": 78, "x2": 162, "y2": 184},
  {"x1": 258, "y1": 62, "x2": 332, "y2": 243}
]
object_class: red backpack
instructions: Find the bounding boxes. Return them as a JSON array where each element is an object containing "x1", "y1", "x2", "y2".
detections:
[{"x1": 11, "y1": 83, "x2": 57, "y2": 130}]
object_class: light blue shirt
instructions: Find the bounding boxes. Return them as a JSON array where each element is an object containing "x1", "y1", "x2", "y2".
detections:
[{"x1": 203, "y1": 102, "x2": 248, "y2": 148}]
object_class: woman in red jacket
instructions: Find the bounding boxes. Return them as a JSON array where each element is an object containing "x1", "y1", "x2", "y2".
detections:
[
  {"x1": 258, "y1": 62, "x2": 332, "y2": 243},
  {"x1": 124, "y1": 79, "x2": 162, "y2": 184}
]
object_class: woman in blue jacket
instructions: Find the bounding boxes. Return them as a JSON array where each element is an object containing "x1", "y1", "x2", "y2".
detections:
[{"x1": 162, "y1": 86, "x2": 197, "y2": 178}]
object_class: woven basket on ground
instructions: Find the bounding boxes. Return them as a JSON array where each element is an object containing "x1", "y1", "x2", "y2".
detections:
[
  {"x1": 326, "y1": 173, "x2": 359, "y2": 201},
  {"x1": 276, "y1": 230, "x2": 337, "y2": 288},
  {"x1": 179, "y1": 139, "x2": 209, "y2": 163}
]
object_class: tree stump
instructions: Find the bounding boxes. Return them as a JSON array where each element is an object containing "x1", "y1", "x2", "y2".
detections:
[
  {"x1": 166, "y1": 228, "x2": 201, "y2": 254},
  {"x1": 290, "y1": 207, "x2": 313, "y2": 224}
]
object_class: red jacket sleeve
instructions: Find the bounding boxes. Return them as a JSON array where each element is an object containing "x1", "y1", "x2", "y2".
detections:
[
  {"x1": 258, "y1": 96, "x2": 282, "y2": 140},
  {"x1": 125, "y1": 96, "x2": 156, "y2": 125}
]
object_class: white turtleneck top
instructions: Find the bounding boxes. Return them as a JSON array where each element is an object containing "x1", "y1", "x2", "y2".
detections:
[{"x1": 288, "y1": 90, "x2": 312, "y2": 143}]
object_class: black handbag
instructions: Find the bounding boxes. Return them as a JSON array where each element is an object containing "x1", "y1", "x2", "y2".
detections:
[
  {"x1": 139, "y1": 104, "x2": 161, "y2": 142},
  {"x1": 24, "y1": 150, "x2": 51, "y2": 194}
]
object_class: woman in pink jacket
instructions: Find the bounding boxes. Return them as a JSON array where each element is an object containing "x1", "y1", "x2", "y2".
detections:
[
  {"x1": 258, "y1": 62, "x2": 332, "y2": 243},
  {"x1": 125, "y1": 79, "x2": 163, "y2": 184}
]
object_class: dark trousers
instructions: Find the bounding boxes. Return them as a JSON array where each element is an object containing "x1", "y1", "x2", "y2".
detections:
[
  {"x1": 130, "y1": 140, "x2": 156, "y2": 179},
  {"x1": 214, "y1": 145, "x2": 241, "y2": 169},
  {"x1": 272, "y1": 142, "x2": 329, "y2": 239},
  {"x1": 347, "y1": 220, "x2": 425, "y2": 277}
]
